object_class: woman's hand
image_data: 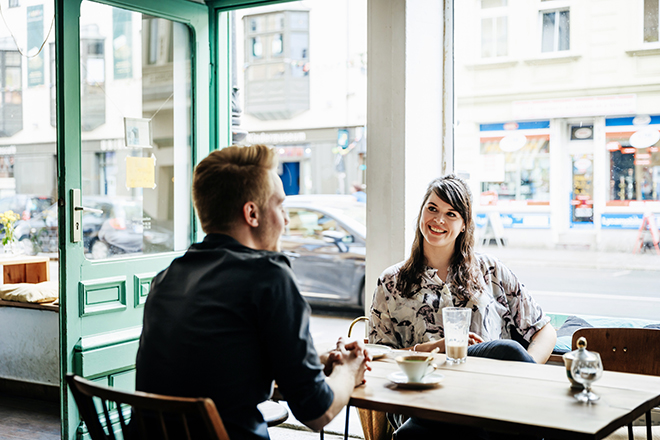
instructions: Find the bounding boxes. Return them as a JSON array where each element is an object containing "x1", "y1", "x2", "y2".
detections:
[
  {"x1": 411, "y1": 339, "x2": 445, "y2": 353},
  {"x1": 468, "y1": 332, "x2": 484, "y2": 346}
]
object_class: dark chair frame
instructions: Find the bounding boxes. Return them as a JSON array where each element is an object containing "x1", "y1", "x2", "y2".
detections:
[
  {"x1": 65, "y1": 373, "x2": 230, "y2": 440},
  {"x1": 572, "y1": 328, "x2": 660, "y2": 440}
]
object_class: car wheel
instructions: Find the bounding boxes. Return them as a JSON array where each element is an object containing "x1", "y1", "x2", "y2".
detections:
[
  {"x1": 19, "y1": 237, "x2": 36, "y2": 256},
  {"x1": 91, "y1": 240, "x2": 110, "y2": 260}
]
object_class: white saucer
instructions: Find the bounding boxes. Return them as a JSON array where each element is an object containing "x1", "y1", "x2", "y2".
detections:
[
  {"x1": 387, "y1": 371, "x2": 444, "y2": 389},
  {"x1": 365, "y1": 344, "x2": 393, "y2": 359}
]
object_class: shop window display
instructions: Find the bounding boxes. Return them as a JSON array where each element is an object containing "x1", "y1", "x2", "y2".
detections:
[
  {"x1": 479, "y1": 135, "x2": 550, "y2": 205},
  {"x1": 607, "y1": 134, "x2": 660, "y2": 204}
]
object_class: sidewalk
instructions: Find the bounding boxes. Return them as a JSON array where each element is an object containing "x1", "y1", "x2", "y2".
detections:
[{"x1": 476, "y1": 244, "x2": 660, "y2": 271}]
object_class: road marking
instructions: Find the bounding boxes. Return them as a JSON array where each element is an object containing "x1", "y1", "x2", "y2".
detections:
[
  {"x1": 611, "y1": 270, "x2": 631, "y2": 277},
  {"x1": 530, "y1": 290, "x2": 660, "y2": 303}
]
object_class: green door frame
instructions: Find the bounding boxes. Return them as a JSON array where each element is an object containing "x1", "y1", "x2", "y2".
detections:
[{"x1": 55, "y1": 0, "x2": 210, "y2": 438}]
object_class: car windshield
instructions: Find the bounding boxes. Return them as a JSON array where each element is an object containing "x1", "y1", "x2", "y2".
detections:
[{"x1": 322, "y1": 205, "x2": 366, "y2": 237}]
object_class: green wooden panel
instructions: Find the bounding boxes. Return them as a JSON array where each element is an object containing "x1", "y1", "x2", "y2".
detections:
[
  {"x1": 79, "y1": 277, "x2": 127, "y2": 317},
  {"x1": 75, "y1": 340, "x2": 139, "y2": 379},
  {"x1": 133, "y1": 272, "x2": 156, "y2": 307},
  {"x1": 110, "y1": 369, "x2": 136, "y2": 393}
]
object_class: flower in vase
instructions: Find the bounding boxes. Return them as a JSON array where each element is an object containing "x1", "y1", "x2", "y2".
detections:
[{"x1": 0, "y1": 210, "x2": 21, "y2": 246}]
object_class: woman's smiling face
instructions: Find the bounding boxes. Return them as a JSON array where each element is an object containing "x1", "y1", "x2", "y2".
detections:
[{"x1": 419, "y1": 191, "x2": 465, "y2": 252}]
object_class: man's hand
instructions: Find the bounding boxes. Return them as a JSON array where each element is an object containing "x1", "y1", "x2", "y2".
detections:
[{"x1": 322, "y1": 337, "x2": 371, "y2": 385}]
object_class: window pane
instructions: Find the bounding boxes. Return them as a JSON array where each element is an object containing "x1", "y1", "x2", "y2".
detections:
[
  {"x1": 251, "y1": 37, "x2": 263, "y2": 59},
  {"x1": 482, "y1": 0, "x2": 506, "y2": 8},
  {"x1": 271, "y1": 34, "x2": 283, "y2": 56},
  {"x1": 541, "y1": 12, "x2": 556, "y2": 52},
  {"x1": 234, "y1": 2, "x2": 366, "y2": 309},
  {"x1": 290, "y1": 11, "x2": 309, "y2": 30},
  {"x1": 5, "y1": 67, "x2": 21, "y2": 89},
  {"x1": 558, "y1": 10, "x2": 570, "y2": 51},
  {"x1": 496, "y1": 16, "x2": 508, "y2": 56},
  {"x1": 644, "y1": 0, "x2": 659, "y2": 43},
  {"x1": 267, "y1": 13, "x2": 283, "y2": 31},
  {"x1": 481, "y1": 18, "x2": 494, "y2": 58},
  {"x1": 80, "y1": 2, "x2": 192, "y2": 260}
]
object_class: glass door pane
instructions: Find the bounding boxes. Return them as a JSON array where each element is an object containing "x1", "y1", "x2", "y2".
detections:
[{"x1": 80, "y1": 1, "x2": 192, "y2": 260}]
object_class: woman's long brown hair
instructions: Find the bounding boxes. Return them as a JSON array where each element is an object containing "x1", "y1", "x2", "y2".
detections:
[{"x1": 396, "y1": 175, "x2": 482, "y2": 300}]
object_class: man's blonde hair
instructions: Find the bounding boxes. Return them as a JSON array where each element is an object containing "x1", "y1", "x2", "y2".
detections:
[{"x1": 193, "y1": 144, "x2": 277, "y2": 233}]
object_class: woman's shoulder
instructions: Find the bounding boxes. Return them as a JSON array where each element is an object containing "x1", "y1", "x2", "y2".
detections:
[
  {"x1": 378, "y1": 261, "x2": 405, "y2": 283},
  {"x1": 474, "y1": 252, "x2": 506, "y2": 272}
]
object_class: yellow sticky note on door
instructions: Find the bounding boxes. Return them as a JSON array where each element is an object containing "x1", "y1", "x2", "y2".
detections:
[{"x1": 126, "y1": 156, "x2": 155, "y2": 188}]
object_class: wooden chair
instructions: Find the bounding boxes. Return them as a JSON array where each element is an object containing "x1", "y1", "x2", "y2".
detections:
[
  {"x1": 346, "y1": 316, "x2": 393, "y2": 440},
  {"x1": 572, "y1": 328, "x2": 660, "y2": 440},
  {"x1": 65, "y1": 373, "x2": 230, "y2": 440}
]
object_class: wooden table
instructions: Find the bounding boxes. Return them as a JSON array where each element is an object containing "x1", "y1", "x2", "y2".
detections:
[
  {"x1": 349, "y1": 350, "x2": 660, "y2": 440},
  {"x1": 0, "y1": 255, "x2": 50, "y2": 284}
]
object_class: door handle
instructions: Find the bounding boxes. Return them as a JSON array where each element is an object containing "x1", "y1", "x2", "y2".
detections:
[
  {"x1": 71, "y1": 189, "x2": 103, "y2": 243},
  {"x1": 74, "y1": 206, "x2": 103, "y2": 214}
]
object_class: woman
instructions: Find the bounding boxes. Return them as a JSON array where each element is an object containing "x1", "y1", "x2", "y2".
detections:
[{"x1": 369, "y1": 175, "x2": 556, "y2": 439}]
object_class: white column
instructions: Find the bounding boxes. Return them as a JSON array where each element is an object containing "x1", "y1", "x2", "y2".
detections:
[{"x1": 365, "y1": 0, "x2": 448, "y2": 313}]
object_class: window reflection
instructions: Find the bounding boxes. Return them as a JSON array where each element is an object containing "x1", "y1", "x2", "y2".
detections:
[{"x1": 79, "y1": 2, "x2": 192, "y2": 259}]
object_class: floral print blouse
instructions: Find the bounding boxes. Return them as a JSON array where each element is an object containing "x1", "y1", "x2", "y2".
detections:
[{"x1": 368, "y1": 253, "x2": 550, "y2": 349}]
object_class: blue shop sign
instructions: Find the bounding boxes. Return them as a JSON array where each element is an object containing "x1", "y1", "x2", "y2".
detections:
[
  {"x1": 600, "y1": 213, "x2": 660, "y2": 229},
  {"x1": 476, "y1": 213, "x2": 550, "y2": 229}
]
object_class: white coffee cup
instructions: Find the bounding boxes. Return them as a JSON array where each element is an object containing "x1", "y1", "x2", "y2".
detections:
[{"x1": 395, "y1": 355, "x2": 437, "y2": 382}]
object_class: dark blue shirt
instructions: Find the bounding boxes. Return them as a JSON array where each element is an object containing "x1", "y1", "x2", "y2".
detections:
[{"x1": 135, "y1": 234, "x2": 333, "y2": 439}]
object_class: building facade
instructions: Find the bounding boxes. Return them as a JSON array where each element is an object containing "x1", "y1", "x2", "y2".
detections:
[
  {"x1": 235, "y1": 0, "x2": 367, "y2": 196},
  {"x1": 454, "y1": 0, "x2": 660, "y2": 251}
]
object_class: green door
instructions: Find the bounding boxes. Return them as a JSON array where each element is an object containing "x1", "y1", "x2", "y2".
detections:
[{"x1": 56, "y1": 0, "x2": 212, "y2": 438}]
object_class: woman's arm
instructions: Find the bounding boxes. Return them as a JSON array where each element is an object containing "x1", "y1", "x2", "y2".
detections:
[
  {"x1": 408, "y1": 333, "x2": 484, "y2": 352},
  {"x1": 527, "y1": 323, "x2": 557, "y2": 364}
]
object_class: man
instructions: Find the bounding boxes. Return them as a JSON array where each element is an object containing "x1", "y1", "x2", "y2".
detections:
[{"x1": 135, "y1": 144, "x2": 369, "y2": 439}]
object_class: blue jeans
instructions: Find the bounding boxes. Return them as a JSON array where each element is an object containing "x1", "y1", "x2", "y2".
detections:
[{"x1": 391, "y1": 339, "x2": 537, "y2": 440}]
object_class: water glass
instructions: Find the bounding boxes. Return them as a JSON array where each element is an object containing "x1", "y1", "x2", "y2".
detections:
[
  {"x1": 442, "y1": 307, "x2": 471, "y2": 364},
  {"x1": 570, "y1": 352, "x2": 604, "y2": 402}
]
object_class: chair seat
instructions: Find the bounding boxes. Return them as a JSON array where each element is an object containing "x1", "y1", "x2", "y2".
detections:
[{"x1": 257, "y1": 400, "x2": 289, "y2": 427}]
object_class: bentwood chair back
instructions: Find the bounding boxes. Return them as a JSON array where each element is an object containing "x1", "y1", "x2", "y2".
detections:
[
  {"x1": 571, "y1": 328, "x2": 660, "y2": 440},
  {"x1": 572, "y1": 328, "x2": 660, "y2": 376},
  {"x1": 65, "y1": 373, "x2": 230, "y2": 440}
]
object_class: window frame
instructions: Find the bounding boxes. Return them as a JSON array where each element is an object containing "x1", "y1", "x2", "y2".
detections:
[
  {"x1": 0, "y1": 49, "x2": 23, "y2": 137},
  {"x1": 539, "y1": 7, "x2": 570, "y2": 53},
  {"x1": 480, "y1": 1, "x2": 509, "y2": 59},
  {"x1": 643, "y1": 0, "x2": 660, "y2": 44}
]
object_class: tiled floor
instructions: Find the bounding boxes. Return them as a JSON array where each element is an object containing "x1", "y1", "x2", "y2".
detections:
[{"x1": 0, "y1": 393, "x2": 60, "y2": 440}]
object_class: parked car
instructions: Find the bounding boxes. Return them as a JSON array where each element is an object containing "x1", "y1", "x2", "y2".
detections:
[
  {"x1": 15, "y1": 196, "x2": 173, "y2": 258},
  {"x1": 86, "y1": 197, "x2": 173, "y2": 259},
  {"x1": 282, "y1": 195, "x2": 366, "y2": 309}
]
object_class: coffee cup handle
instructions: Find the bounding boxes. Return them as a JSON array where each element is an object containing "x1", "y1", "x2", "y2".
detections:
[{"x1": 424, "y1": 364, "x2": 437, "y2": 377}]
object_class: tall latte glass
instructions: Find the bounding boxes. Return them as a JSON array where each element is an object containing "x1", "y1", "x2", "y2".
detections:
[{"x1": 442, "y1": 307, "x2": 471, "y2": 364}]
